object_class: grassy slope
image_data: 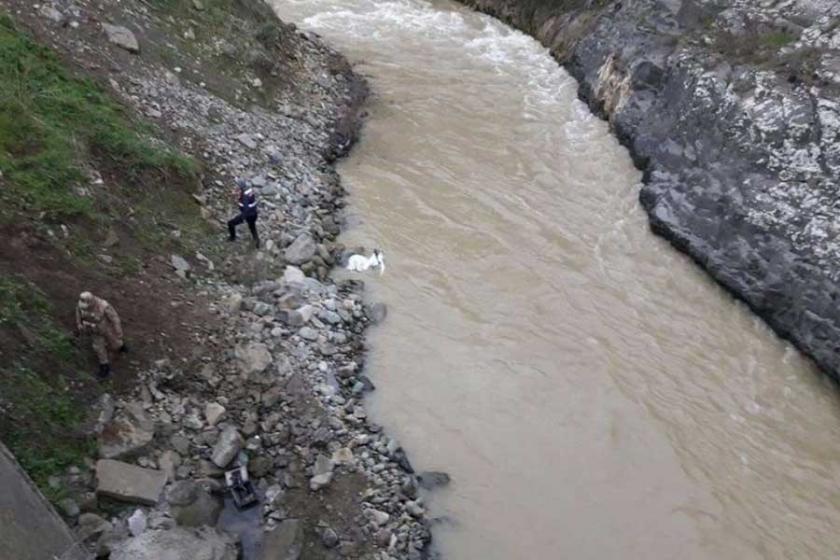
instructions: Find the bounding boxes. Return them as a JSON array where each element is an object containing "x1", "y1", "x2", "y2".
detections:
[
  {"x1": 0, "y1": 0, "x2": 326, "y2": 501},
  {"x1": 0, "y1": 13, "x2": 195, "y2": 220},
  {"x1": 0, "y1": 12, "x2": 203, "y2": 496},
  {"x1": 0, "y1": 277, "x2": 94, "y2": 501}
]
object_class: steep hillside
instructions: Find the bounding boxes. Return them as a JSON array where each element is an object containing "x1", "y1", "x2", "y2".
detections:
[{"x1": 0, "y1": 1, "x2": 433, "y2": 558}]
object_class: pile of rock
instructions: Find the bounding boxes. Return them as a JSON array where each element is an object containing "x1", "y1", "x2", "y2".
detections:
[{"x1": 66, "y1": 261, "x2": 435, "y2": 558}]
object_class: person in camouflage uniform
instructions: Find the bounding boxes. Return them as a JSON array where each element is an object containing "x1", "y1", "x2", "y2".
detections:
[{"x1": 75, "y1": 291, "x2": 126, "y2": 379}]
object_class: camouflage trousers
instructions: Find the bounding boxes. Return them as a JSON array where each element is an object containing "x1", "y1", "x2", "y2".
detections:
[{"x1": 90, "y1": 332, "x2": 123, "y2": 365}]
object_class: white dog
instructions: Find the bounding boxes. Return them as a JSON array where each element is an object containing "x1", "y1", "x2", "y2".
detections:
[{"x1": 346, "y1": 249, "x2": 385, "y2": 275}]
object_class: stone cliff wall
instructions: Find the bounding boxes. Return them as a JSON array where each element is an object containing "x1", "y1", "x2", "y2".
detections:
[{"x1": 459, "y1": 0, "x2": 840, "y2": 379}]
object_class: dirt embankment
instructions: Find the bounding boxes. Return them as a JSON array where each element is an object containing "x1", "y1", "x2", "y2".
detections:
[
  {"x1": 0, "y1": 0, "x2": 436, "y2": 558},
  {"x1": 458, "y1": 0, "x2": 840, "y2": 380}
]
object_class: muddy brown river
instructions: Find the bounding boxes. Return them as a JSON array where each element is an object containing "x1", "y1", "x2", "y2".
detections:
[{"x1": 270, "y1": 0, "x2": 840, "y2": 557}]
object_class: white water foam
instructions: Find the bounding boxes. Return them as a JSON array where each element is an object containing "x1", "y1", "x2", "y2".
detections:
[{"x1": 286, "y1": 0, "x2": 585, "y2": 111}]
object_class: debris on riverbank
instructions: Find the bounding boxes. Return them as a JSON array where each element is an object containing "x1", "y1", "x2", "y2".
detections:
[
  {"x1": 458, "y1": 0, "x2": 840, "y2": 380},
  {"x1": 0, "y1": 0, "x2": 436, "y2": 557}
]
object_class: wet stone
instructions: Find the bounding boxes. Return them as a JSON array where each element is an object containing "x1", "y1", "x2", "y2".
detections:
[{"x1": 418, "y1": 471, "x2": 451, "y2": 490}]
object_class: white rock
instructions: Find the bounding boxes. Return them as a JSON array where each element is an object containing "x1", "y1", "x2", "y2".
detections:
[
  {"x1": 368, "y1": 508, "x2": 390, "y2": 527},
  {"x1": 39, "y1": 5, "x2": 64, "y2": 23},
  {"x1": 298, "y1": 327, "x2": 318, "y2": 341},
  {"x1": 102, "y1": 23, "x2": 140, "y2": 53},
  {"x1": 158, "y1": 451, "x2": 180, "y2": 482},
  {"x1": 237, "y1": 133, "x2": 257, "y2": 150},
  {"x1": 235, "y1": 343, "x2": 272, "y2": 375},
  {"x1": 226, "y1": 293, "x2": 243, "y2": 313},
  {"x1": 170, "y1": 255, "x2": 191, "y2": 278},
  {"x1": 331, "y1": 447, "x2": 354, "y2": 466},
  {"x1": 211, "y1": 426, "x2": 243, "y2": 468},
  {"x1": 309, "y1": 472, "x2": 333, "y2": 491},
  {"x1": 296, "y1": 304, "x2": 315, "y2": 324},
  {"x1": 282, "y1": 266, "x2": 305, "y2": 284},
  {"x1": 128, "y1": 509, "x2": 147, "y2": 537},
  {"x1": 204, "y1": 402, "x2": 226, "y2": 427}
]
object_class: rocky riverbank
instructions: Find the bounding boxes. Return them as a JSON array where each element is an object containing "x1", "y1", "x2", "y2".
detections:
[
  {"x1": 1, "y1": 0, "x2": 436, "y2": 558},
  {"x1": 458, "y1": 0, "x2": 840, "y2": 379}
]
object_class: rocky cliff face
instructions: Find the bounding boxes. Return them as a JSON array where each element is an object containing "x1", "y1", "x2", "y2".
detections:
[{"x1": 459, "y1": 0, "x2": 840, "y2": 378}]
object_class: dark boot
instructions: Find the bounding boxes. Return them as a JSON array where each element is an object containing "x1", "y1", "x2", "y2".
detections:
[{"x1": 97, "y1": 363, "x2": 111, "y2": 380}]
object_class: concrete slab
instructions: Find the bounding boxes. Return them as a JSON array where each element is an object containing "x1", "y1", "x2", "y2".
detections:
[{"x1": 96, "y1": 459, "x2": 166, "y2": 505}]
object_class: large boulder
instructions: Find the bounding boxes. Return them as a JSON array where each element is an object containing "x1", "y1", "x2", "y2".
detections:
[
  {"x1": 110, "y1": 527, "x2": 237, "y2": 560},
  {"x1": 77, "y1": 513, "x2": 112, "y2": 542},
  {"x1": 98, "y1": 401, "x2": 155, "y2": 460},
  {"x1": 166, "y1": 481, "x2": 222, "y2": 527},
  {"x1": 259, "y1": 519, "x2": 302, "y2": 560},
  {"x1": 96, "y1": 460, "x2": 167, "y2": 505},
  {"x1": 284, "y1": 233, "x2": 316, "y2": 265}
]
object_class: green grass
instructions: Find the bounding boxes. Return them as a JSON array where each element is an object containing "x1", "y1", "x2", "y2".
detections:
[
  {"x1": 0, "y1": 13, "x2": 196, "y2": 221},
  {"x1": 760, "y1": 30, "x2": 797, "y2": 49},
  {"x1": 0, "y1": 11, "x2": 218, "y2": 502},
  {"x1": 714, "y1": 27, "x2": 801, "y2": 65},
  {"x1": 2, "y1": 367, "x2": 95, "y2": 500},
  {"x1": 0, "y1": 276, "x2": 77, "y2": 363},
  {"x1": 0, "y1": 276, "x2": 92, "y2": 496}
]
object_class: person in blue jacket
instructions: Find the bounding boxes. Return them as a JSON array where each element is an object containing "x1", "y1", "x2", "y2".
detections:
[{"x1": 228, "y1": 178, "x2": 260, "y2": 248}]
